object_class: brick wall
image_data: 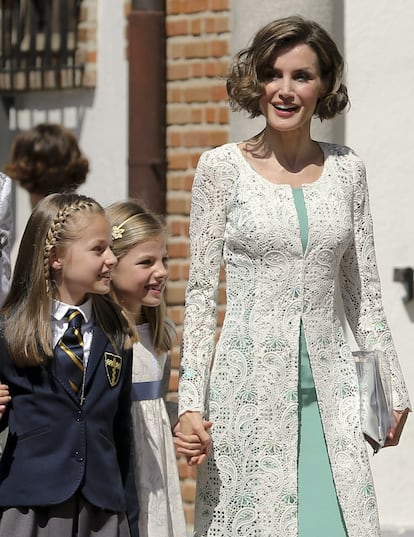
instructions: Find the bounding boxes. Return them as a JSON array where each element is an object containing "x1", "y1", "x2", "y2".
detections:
[{"x1": 165, "y1": 0, "x2": 231, "y2": 528}]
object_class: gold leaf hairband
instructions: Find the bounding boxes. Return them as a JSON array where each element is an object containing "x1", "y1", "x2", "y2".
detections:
[{"x1": 112, "y1": 215, "x2": 137, "y2": 240}]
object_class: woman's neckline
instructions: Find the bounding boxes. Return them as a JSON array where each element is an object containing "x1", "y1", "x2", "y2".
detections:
[{"x1": 234, "y1": 141, "x2": 328, "y2": 189}]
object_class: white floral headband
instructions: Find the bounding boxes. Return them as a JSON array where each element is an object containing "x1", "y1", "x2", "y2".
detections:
[{"x1": 111, "y1": 215, "x2": 137, "y2": 240}]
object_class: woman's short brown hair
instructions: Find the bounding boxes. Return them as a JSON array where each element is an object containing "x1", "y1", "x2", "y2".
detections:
[
  {"x1": 226, "y1": 16, "x2": 349, "y2": 120},
  {"x1": 4, "y1": 123, "x2": 89, "y2": 195}
]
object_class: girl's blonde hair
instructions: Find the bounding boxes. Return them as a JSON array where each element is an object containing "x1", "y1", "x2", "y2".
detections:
[
  {"x1": 1, "y1": 193, "x2": 136, "y2": 367},
  {"x1": 106, "y1": 200, "x2": 175, "y2": 354}
]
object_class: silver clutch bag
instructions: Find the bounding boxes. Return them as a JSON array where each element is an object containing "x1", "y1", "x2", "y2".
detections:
[{"x1": 352, "y1": 350, "x2": 394, "y2": 453}]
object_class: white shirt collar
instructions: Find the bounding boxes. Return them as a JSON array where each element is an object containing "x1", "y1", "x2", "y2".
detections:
[{"x1": 52, "y1": 297, "x2": 93, "y2": 324}]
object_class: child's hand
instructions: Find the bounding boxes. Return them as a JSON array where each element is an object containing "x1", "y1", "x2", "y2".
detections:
[
  {"x1": 174, "y1": 414, "x2": 212, "y2": 466},
  {"x1": 0, "y1": 383, "x2": 11, "y2": 418}
]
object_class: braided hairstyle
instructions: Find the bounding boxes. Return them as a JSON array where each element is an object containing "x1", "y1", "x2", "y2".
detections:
[
  {"x1": 43, "y1": 197, "x2": 98, "y2": 295},
  {"x1": 1, "y1": 193, "x2": 136, "y2": 367}
]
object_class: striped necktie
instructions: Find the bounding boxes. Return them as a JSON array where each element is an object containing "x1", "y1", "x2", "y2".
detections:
[{"x1": 55, "y1": 308, "x2": 84, "y2": 395}]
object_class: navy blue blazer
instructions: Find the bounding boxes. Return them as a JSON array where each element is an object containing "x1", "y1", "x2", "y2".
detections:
[{"x1": 0, "y1": 326, "x2": 133, "y2": 512}]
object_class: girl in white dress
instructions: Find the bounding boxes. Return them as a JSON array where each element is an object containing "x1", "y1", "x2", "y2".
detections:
[{"x1": 107, "y1": 201, "x2": 188, "y2": 537}]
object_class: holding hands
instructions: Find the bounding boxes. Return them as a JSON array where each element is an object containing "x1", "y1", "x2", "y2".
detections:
[{"x1": 174, "y1": 411, "x2": 212, "y2": 466}]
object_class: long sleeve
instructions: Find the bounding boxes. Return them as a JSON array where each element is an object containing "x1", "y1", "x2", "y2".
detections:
[
  {"x1": 339, "y1": 156, "x2": 411, "y2": 410},
  {"x1": 178, "y1": 148, "x2": 234, "y2": 416},
  {"x1": 0, "y1": 174, "x2": 12, "y2": 306}
]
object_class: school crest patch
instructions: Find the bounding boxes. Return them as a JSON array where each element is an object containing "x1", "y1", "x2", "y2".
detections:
[{"x1": 104, "y1": 352, "x2": 122, "y2": 387}]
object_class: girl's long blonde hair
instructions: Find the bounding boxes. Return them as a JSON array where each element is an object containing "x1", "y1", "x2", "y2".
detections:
[
  {"x1": 106, "y1": 200, "x2": 175, "y2": 353},
  {"x1": 1, "y1": 193, "x2": 136, "y2": 367}
]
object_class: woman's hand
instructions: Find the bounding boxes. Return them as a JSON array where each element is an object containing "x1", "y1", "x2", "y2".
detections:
[
  {"x1": 384, "y1": 408, "x2": 409, "y2": 447},
  {"x1": 0, "y1": 383, "x2": 11, "y2": 418},
  {"x1": 174, "y1": 411, "x2": 212, "y2": 466}
]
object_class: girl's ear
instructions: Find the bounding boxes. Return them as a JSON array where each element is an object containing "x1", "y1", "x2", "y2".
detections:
[{"x1": 49, "y1": 246, "x2": 62, "y2": 270}]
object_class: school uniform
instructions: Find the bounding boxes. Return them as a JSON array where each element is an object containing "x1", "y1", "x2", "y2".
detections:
[{"x1": 0, "y1": 299, "x2": 135, "y2": 537}]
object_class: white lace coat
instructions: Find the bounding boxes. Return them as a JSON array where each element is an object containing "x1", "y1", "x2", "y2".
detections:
[{"x1": 178, "y1": 142, "x2": 411, "y2": 537}]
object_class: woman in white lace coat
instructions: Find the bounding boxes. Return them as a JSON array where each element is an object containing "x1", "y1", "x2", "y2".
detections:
[{"x1": 177, "y1": 16, "x2": 411, "y2": 537}]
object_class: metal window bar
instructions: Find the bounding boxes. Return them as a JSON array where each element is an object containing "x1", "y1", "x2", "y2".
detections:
[{"x1": 0, "y1": 0, "x2": 84, "y2": 92}]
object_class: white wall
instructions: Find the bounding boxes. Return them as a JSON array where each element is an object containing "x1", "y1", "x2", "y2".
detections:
[
  {"x1": 5, "y1": 0, "x2": 129, "y2": 243},
  {"x1": 230, "y1": 1, "x2": 414, "y2": 534}
]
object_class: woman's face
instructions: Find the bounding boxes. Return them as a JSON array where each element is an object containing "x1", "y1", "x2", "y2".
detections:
[{"x1": 259, "y1": 43, "x2": 326, "y2": 134}]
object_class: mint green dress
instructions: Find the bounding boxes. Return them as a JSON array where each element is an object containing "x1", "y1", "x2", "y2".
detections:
[{"x1": 292, "y1": 188, "x2": 348, "y2": 536}]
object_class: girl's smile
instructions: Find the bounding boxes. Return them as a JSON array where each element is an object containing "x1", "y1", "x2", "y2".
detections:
[
  {"x1": 111, "y1": 235, "x2": 168, "y2": 322},
  {"x1": 145, "y1": 283, "x2": 164, "y2": 295},
  {"x1": 98, "y1": 270, "x2": 112, "y2": 283}
]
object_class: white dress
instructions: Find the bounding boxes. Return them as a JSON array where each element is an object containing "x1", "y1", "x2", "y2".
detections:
[
  {"x1": 178, "y1": 142, "x2": 411, "y2": 537},
  {"x1": 0, "y1": 173, "x2": 12, "y2": 306},
  {"x1": 131, "y1": 324, "x2": 187, "y2": 537}
]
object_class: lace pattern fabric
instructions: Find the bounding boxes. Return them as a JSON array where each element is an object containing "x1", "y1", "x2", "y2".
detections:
[{"x1": 178, "y1": 142, "x2": 411, "y2": 537}]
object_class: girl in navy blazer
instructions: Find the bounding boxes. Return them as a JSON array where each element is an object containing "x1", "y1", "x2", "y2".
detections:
[{"x1": 0, "y1": 193, "x2": 137, "y2": 537}]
